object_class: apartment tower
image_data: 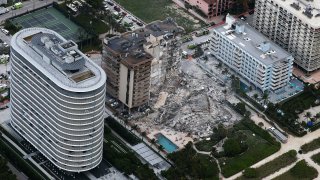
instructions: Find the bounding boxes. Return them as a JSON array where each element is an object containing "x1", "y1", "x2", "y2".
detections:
[
  {"x1": 102, "y1": 18, "x2": 183, "y2": 109},
  {"x1": 210, "y1": 15, "x2": 293, "y2": 92},
  {"x1": 253, "y1": 0, "x2": 320, "y2": 72},
  {"x1": 10, "y1": 28, "x2": 106, "y2": 172}
]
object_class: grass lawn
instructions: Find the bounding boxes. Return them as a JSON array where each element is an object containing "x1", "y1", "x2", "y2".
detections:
[
  {"x1": 74, "y1": 14, "x2": 109, "y2": 34},
  {"x1": 237, "y1": 150, "x2": 297, "y2": 179},
  {"x1": 311, "y1": 152, "x2": 320, "y2": 165},
  {"x1": 113, "y1": 0, "x2": 205, "y2": 33},
  {"x1": 273, "y1": 160, "x2": 318, "y2": 180},
  {"x1": 162, "y1": 142, "x2": 219, "y2": 180},
  {"x1": 218, "y1": 120, "x2": 281, "y2": 178},
  {"x1": 301, "y1": 137, "x2": 320, "y2": 153}
]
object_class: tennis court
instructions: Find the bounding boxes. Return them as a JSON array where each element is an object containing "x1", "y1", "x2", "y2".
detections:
[{"x1": 10, "y1": 7, "x2": 90, "y2": 42}]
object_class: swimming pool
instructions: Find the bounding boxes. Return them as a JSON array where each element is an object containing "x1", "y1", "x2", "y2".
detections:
[{"x1": 155, "y1": 133, "x2": 179, "y2": 153}]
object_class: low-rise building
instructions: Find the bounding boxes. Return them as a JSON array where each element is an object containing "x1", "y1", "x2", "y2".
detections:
[
  {"x1": 102, "y1": 18, "x2": 183, "y2": 109},
  {"x1": 184, "y1": 0, "x2": 232, "y2": 19},
  {"x1": 210, "y1": 15, "x2": 294, "y2": 92}
]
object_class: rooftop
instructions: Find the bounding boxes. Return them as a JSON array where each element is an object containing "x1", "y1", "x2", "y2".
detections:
[
  {"x1": 11, "y1": 28, "x2": 106, "y2": 92},
  {"x1": 273, "y1": 0, "x2": 320, "y2": 28},
  {"x1": 214, "y1": 19, "x2": 292, "y2": 65},
  {"x1": 104, "y1": 18, "x2": 184, "y2": 67}
]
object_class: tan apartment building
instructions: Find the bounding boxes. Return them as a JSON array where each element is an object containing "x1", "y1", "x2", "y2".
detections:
[
  {"x1": 102, "y1": 18, "x2": 183, "y2": 109},
  {"x1": 184, "y1": 0, "x2": 232, "y2": 19},
  {"x1": 253, "y1": 0, "x2": 320, "y2": 72}
]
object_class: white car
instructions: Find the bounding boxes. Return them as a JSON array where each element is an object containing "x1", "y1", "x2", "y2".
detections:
[{"x1": 1, "y1": 29, "x2": 9, "y2": 35}]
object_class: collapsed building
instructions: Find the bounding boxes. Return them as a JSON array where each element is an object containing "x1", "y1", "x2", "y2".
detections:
[{"x1": 102, "y1": 18, "x2": 184, "y2": 109}]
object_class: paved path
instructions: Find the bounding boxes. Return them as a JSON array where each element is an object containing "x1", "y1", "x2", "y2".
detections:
[
  {"x1": 192, "y1": 143, "x2": 224, "y2": 179},
  {"x1": 1, "y1": 134, "x2": 54, "y2": 179},
  {"x1": 226, "y1": 121, "x2": 320, "y2": 179}
]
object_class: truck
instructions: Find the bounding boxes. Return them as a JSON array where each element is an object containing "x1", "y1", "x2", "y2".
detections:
[
  {"x1": 12, "y1": 2, "x2": 23, "y2": 10},
  {"x1": 0, "y1": 7, "x2": 9, "y2": 15}
]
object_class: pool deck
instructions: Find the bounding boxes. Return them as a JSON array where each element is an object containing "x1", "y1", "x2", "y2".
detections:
[
  {"x1": 293, "y1": 66, "x2": 320, "y2": 84},
  {"x1": 147, "y1": 128, "x2": 193, "y2": 149}
]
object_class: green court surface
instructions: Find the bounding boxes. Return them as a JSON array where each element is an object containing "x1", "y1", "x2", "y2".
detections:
[{"x1": 10, "y1": 7, "x2": 89, "y2": 42}]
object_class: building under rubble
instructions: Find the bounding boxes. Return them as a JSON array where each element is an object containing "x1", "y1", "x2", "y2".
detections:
[
  {"x1": 102, "y1": 18, "x2": 184, "y2": 109},
  {"x1": 210, "y1": 15, "x2": 294, "y2": 92}
]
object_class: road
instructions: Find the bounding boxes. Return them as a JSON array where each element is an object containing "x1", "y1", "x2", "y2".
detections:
[{"x1": 104, "y1": 0, "x2": 144, "y2": 31}]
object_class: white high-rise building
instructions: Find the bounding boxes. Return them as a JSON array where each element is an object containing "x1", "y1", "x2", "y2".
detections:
[
  {"x1": 210, "y1": 15, "x2": 294, "y2": 92},
  {"x1": 10, "y1": 28, "x2": 106, "y2": 172},
  {"x1": 253, "y1": 0, "x2": 320, "y2": 72}
]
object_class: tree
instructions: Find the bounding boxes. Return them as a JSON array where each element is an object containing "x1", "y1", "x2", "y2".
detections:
[
  {"x1": 214, "y1": 123, "x2": 227, "y2": 140},
  {"x1": 243, "y1": 168, "x2": 258, "y2": 178},
  {"x1": 223, "y1": 138, "x2": 247, "y2": 157},
  {"x1": 77, "y1": 28, "x2": 87, "y2": 49},
  {"x1": 253, "y1": 93, "x2": 258, "y2": 100},
  {"x1": 258, "y1": 122, "x2": 264, "y2": 127},
  {"x1": 262, "y1": 92, "x2": 269, "y2": 104},
  {"x1": 158, "y1": 145, "x2": 164, "y2": 152},
  {"x1": 141, "y1": 131, "x2": 147, "y2": 140},
  {"x1": 304, "y1": 112, "x2": 312, "y2": 120},
  {"x1": 235, "y1": 102, "x2": 246, "y2": 115},
  {"x1": 86, "y1": 0, "x2": 103, "y2": 10},
  {"x1": 193, "y1": 46, "x2": 204, "y2": 58}
]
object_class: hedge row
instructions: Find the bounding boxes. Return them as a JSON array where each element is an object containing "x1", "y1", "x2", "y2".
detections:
[
  {"x1": 0, "y1": 136, "x2": 46, "y2": 180},
  {"x1": 105, "y1": 117, "x2": 141, "y2": 146}
]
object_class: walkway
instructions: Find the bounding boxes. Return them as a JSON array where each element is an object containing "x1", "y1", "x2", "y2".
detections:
[
  {"x1": 226, "y1": 119, "x2": 320, "y2": 179},
  {"x1": 192, "y1": 143, "x2": 223, "y2": 179},
  {"x1": 1, "y1": 134, "x2": 54, "y2": 180}
]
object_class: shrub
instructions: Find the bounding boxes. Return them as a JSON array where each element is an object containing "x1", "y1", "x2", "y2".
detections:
[
  {"x1": 243, "y1": 168, "x2": 258, "y2": 178},
  {"x1": 290, "y1": 160, "x2": 318, "y2": 179}
]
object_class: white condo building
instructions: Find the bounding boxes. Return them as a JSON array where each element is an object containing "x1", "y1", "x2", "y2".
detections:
[
  {"x1": 210, "y1": 15, "x2": 294, "y2": 92},
  {"x1": 253, "y1": 0, "x2": 320, "y2": 72},
  {"x1": 10, "y1": 28, "x2": 106, "y2": 172}
]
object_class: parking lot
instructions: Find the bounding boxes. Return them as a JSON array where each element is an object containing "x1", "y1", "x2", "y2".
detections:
[{"x1": 103, "y1": 0, "x2": 144, "y2": 31}]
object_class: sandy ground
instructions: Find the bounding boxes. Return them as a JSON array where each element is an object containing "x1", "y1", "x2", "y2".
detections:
[{"x1": 298, "y1": 105, "x2": 320, "y2": 122}]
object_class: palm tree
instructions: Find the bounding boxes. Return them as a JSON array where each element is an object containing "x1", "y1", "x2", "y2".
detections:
[
  {"x1": 158, "y1": 145, "x2": 164, "y2": 152},
  {"x1": 151, "y1": 138, "x2": 156, "y2": 145},
  {"x1": 141, "y1": 131, "x2": 147, "y2": 140},
  {"x1": 305, "y1": 112, "x2": 312, "y2": 121},
  {"x1": 262, "y1": 92, "x2": 269, "y2": 104},
  {"x1": 253, "y1": 93, "x2": 258, "y2": 100}
]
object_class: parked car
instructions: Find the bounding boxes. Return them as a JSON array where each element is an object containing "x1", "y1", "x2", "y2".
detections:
[
  {"x1": 132, "y1": 18, "x2": 137, "y2": 23},
  {"x1": 114, "y1": 6, "x2": 120, "y2": 12},
  {"x1": 107, "y1": 1, "x2": 114, "y2": 6},
  {"x1": 1, "y1": 29, "x2": 9, "y2": 35},
  {"x1": 136, "y1": 22, "x2": 143, "y2": 27},
  {"x1": 121, "y1": 11, "x2": 127, "y2": 16}
]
